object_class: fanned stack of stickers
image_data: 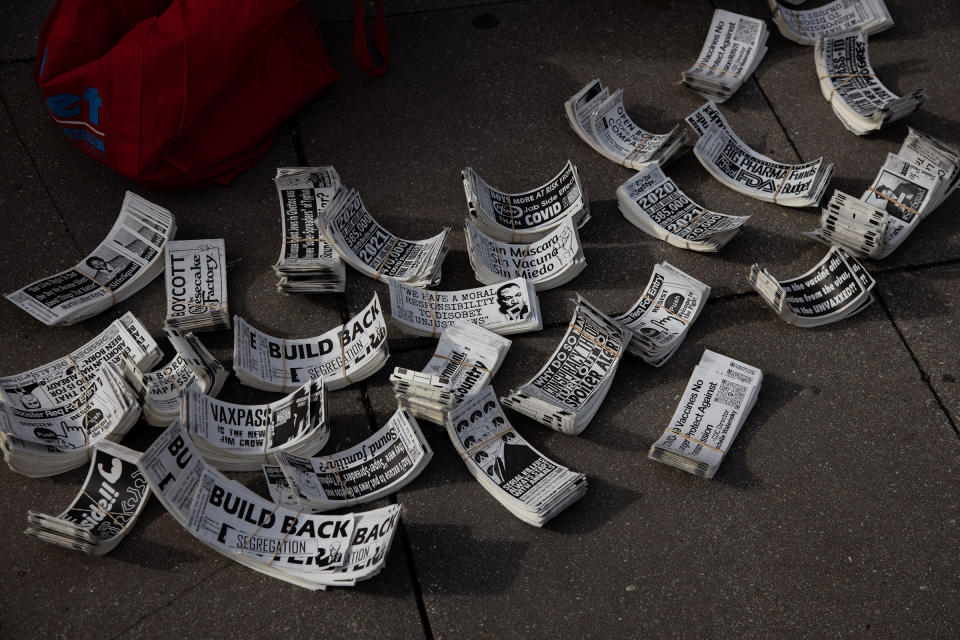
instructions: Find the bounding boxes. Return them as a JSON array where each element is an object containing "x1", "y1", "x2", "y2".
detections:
[
  {"x1": 464, "y1": 217, "x2": 586, "y2": 290},
  {"x1": 681, "y1": 9, "x2": 768, "y2": 103},
  {"x1": 649, "y1": 350, "x2": 762, "y2": 479},
  {"x1": 686, "y1": 101, "x2": 833, "y2": 207},
  {"x1": 24, "y1": 442, "x2": 150, "y2": 555},
  {"x1": 273, "y1": 167, "x2": 346, "y2": 293},
  {"x1": 0, "y1": 360, "x2": 145, "y2": 477},
  {"x1": 390, "y1": 321, "x2": 512, "y2": 424},
  {"x1": 614, "y1": 263, "x2": 710, "y2": 367},
  {"x1": 502, "y1": 296, "x2": 629, "y2": 435},
  {"x1": 140, "y1": 422, "x2": 402, "y2": 589},
  {"x1": 320, "y1": 188, "x2": 449, "y2": 286},
  {"x1": 182, "y1": 379, "x2": 329, "y2": 471},
  {"x1": 749, "y1": 246, "x2": 875, "y2": 327},
  {"x1": 808, "y1": 129, "x2": 960, "y2": 258},
  {"x1": 447, "y1": 387, "x2": 587, "y2": 526},
  {"x1": 388, "y1": 278, "x2": 542, "y2": 337},
  {"x1": 5, "y1": 192, "x2": 176, "y2": 326},
  {"x1": 462, "y1": 161, "x2": 590, "y2": 242},
  {"x1": 769, "y1": 0, "x2": 893, "y2": 46},
  {"x1": 617, "y1": 165, "x2": 749, "y2": 252},
  {"x1": 815, "y1": 191, "x2": 891, "y2": 258},
  {"x1": 140, "y1": 329, "x2": 228, "y2": 426},
  {"x1": 164, "y1": 239, "x2": 230, "y2": 331},
  {"x1": 815, "y1": 28, "x2": 924, "y2": 135},
  {"x1": 233, "y1": 295, "x2": 389, "y2": 392},
  {"x1": 565, "y1": 79, "x2": 687, "y2": 169},
  {"x1": 268, "y1": 407, "x2": 432, "y2": 512},
  {"x1": 0, "y1": 313, "x2": 160, "y2": 477}
]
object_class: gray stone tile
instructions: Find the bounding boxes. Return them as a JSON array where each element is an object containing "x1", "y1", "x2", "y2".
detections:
[
  {"x1": 298, "y1": 0, "x2": 839, "y2": 334},
  {"x1": 363, "y1": 296, "x2": 960, "y2": 638},
  {"x1": 0, "y1": 1, "x2": 54, "y2": 61},
  {"x1": 879, "y1": 263, "x2": 960, "y2": 425},
  {"x1": 716, "y1": 0, "x2": 960, "y2": 268}
]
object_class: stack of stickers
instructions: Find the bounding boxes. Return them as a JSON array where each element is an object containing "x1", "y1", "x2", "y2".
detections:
[
  {"x1": 462, "y1": 161, "x2": 590, "y2": 243},
  {"x1": 5, "y1": 192, "x2": 175, "y2": 326},
  {"x1": 181, "y1": 379, "x2": 329, "y2": 471},
  {"x1": 273, "y1": 167, "x2": 346, "y2": 293},
  {"x1": 464, "y1": 217, "x2": 586, "y2": 290},
  {"x1": 390, "y1": 321, "x2": 512, "y2": 424},
  {"x1": 617, "y1": 165, "x2": 749, "y2": 252},
  {"x1": 686, "y1": 101, "x2": 833, "y2": 207},
  {"x1": 614, "y1": 263, "x2": 710, "y2": 367},
  {"x1": 387, "y1": 278, "x2": 542, "y2": 337},
  {"x1": 502, "y1": 296, "x2": 629, "y2": 435},
  {"x1": 164, "y1": 239, "x2": 230, "y2": 331},
  {"x1": 681, "y1": 9, "x2": 768, "y2": 103},
  {"x1": 268, "y1": 408, "x2": 432, "y2": 512},
  {"x1": 0, "y1": 359, "x2": 145, "y2": 477},
  {"x1": 24, "y1": 443, "x2": 150, "y2": 555},
  {"x1": 448, "y1": 387, "x2": 587, "y2": 526},
  {"x1": 808, "y1": 129, "x2": 959, "y2": 258},
  {"x1": 140, "y1": 329, "x2": 228, "y2": 426},
  {"x1": 769, "y1": 0, "x2": 894, "y2": 46},
  {"x1": 565, "y1": 79, "x2": 687, "y2": 169},
  {"x1": 749, "y1": 246, "x2": 875, "y2": 327},
  {"x1": 233, "y1": 295, "x2": 389, "y2": 392},
  {"x1": 815, "y1": 28, "x2": 924, "y2": 135},
  {"x1": 140, "y1": 422, "x2": 402, "y2": 589},
  {"x1": 649, "y1": 350, "x2": 762, "y2": 479},
  {"x1": 814, "y1": 191, "x2": 891, "y2": 258},
  {"x1": 320, "y1": 187, "x2": 449, "y2": 287}
]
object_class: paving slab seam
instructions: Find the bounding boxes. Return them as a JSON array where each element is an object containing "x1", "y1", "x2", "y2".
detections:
[
  {"x1": 353, "y1": 372, "x2": 435, "y2": 638},
  {"x1": 106, "y1": 562, "x2": 233, "y2": 640},
  {"x1": 873, "y1": 288, "x2": 960, "y2": 441},
  {"x1": 297, "y1": 118, "x2": 434, "y2": 638},
  {"x1": 352, "y1": 346, "x2": 436, "y2": 639},
  {"x1": 289, "y1": 114, "x2": 310, "y2": 168},
  {"x1": 0, "y1": 88, "x2": 83, "y2": 258},
  {"x1": 706, "y1": 0, "x2": 806, "y2": 164},
  {"x1": 748, "y1": 75, "x2": 805, "y2": 163},
  {"x1": 315, "y1": 0, "x2": 524, "y2": 26},
  {"x1": 872, "y1": 255, "x2": 960, "y2": 276},
  {"x1": 391, "y1": 498, "x2": 436, "y2": 640},
  {"x1": 289, "y1": 113, "x2": 360, "y2": 333}
]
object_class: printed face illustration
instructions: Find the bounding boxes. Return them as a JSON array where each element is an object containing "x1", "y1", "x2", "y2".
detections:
[
  {"x1": 86, "y1": 256, "x2": 110, "y2": 272},
  {"x1": 456, "y1": 419, "x2": 468, "y2": 433},
  {"x1": 21, "y1": 391, "x2": 41, "y2": 410},
  {"x1": 876, "y1": 184, "x2": 895, "y2": 198},
  {"x1": 474, "y1": 451, "x2": 489, "y2": 465},
  {"x1": 501, "y1": 431, "x2": 516, "y2": 444},
  {"x1": 497, "y1": 284, "x2": 523, "y2": 311},
  {"x1": 482, "y1": 400, "x2": 496, "y2": 414},
  {"x1": 491, "y1": 416, "x2": 505, "y2": 429},
  {"x1": 470, "y1": 410, "x2": 483, "y2": 423}
]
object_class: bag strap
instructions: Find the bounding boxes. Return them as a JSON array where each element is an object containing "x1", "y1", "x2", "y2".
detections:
[{"x1": 353, "y1": 0, "x2": 388, "y2": 76}]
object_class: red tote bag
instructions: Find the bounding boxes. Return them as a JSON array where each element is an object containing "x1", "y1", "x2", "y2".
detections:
[{"x1": 34, "y1": 0, "x2": 388, "y2": 189}]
